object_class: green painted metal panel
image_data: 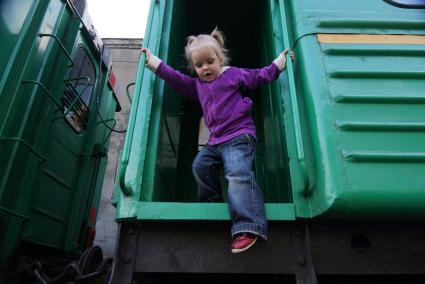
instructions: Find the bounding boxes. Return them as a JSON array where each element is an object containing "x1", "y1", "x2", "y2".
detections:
[
  {"x1": 18, "y1": 2, "x2": 90, "y2": 253},
  {"x1": 0, "y1": 0, "x2": 118, "y2": 263},
  {"x1": 288, "y1": 0, "x2": 425, "y2": 38},
  {"x1": 116, "y1": 0, "x2": 425, "y2": 222},
  {"x1": 285, "y1": 0, "x2": 425, "y2": 218},
  {"x1": 0, "y1": 0, "x2": 35, "y2": 86},
  {"x1": 0, "y1": 0, "x2": 64, "y2": 263},
  {"x1": 115, "y1": 0, "x2": 295, "y2": 221},
  {"x1": 127, "y1": 202, "x2": 295, "y2": 221}
]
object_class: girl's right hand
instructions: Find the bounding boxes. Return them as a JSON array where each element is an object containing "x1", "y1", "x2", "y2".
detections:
[
  {"x1": 141, "y1": 47, "x2": 152, "y2": 63},
  {"x1": 140, "y1": 47, "x2": 161, "y2": 72},
  {"x1": 274, "y1": 48, "x2": 295, "y2": 71}
]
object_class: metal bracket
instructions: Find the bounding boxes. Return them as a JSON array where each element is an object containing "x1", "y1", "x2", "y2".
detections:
[
  {"x1": 39, "y1": 33, "x2": 74, "y2": 67},
  {"x1": 109, "y1": 222, "x2": 138, "y2": 284},
  {"x1": 92, "y1": 143, "x2": 107, "y2": 158},
  {"x1": 291, "y1": 224, "x2": 318, "y2": 284},
  {"x1": 126, "y1": 82, "x2": 135, "y2": 104}
]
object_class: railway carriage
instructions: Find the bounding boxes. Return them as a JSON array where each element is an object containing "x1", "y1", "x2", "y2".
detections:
[
  {"x1": 0, "y1": 0, "x2": 120, "y2": 281},
  {"x1": 114, "y1": 0, "x2": 424, "y2": 282}
]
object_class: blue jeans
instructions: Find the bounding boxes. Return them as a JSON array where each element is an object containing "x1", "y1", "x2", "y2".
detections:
[{"x1": 192, "y1": 133, "x2": 268, "y2": 240}]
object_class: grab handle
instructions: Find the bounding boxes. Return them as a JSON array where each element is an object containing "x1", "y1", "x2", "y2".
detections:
[
  {"x1": 126, "y1": 82, "x2": 136, "y2": 104},
  {"x1": 39, "y1": 33, "x2": 74, "y2": 67},
  {"x1": 118, "y1": 0, "x2": 162, "y2": 196},
  {"x1": 278, "y1": 0, "x2": 311, "y2": 196}
]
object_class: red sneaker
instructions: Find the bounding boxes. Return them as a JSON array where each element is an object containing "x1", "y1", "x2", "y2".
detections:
[{"x1": 231, "y1": 233, "x2": 258, "y2": 254}]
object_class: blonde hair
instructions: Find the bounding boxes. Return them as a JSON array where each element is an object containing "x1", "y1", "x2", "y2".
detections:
[{"x1": 185, "y1": 28, "x2": 230, "y2": 73}]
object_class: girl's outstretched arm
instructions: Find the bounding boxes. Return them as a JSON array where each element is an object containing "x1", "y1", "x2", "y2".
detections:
[
  {"x1": 239, "y1": 49, "x2": 295, "y2": 90},
  {"x1": 140, "y1": 48, "x2": 197, "y2": 99}
]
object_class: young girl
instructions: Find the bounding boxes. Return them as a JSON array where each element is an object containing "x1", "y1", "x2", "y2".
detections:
[{"x1": 141, "y1": 29, "x2": 294, "y2": 254}]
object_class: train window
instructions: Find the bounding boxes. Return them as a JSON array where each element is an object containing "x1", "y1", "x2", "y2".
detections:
[
  {"x1": 383, "y1": 0, "x2": 425, "y2": 8},
  {"x1": 63, "y1": 46, "x2": 96, "y2": 133}
]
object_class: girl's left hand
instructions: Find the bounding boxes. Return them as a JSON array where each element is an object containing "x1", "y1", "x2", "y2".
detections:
[{"x1": 274, "y1": 48, "x2": 295, "y2": 71}]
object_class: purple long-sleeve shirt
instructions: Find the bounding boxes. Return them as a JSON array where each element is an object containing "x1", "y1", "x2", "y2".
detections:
[{"x1": 155, "y1": 62, "x2": 281, "y2": 145}]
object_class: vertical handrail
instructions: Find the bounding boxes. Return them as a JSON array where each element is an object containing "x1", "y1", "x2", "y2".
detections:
[
  {"x1": 39, "y1": 33, "x2": 74, "y2": 67},
  {"x1": 118, "y1": 0, "x2": 159, "y2": 196},
  {"x1": 278, "y1": 0, "x2": 311, "y2": 196}
]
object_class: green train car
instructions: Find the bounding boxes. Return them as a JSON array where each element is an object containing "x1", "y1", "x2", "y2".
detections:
[
  {"x1": 112, "y1": 0, "x2": 425, "y2": 283},
  {"x1": 0, "y1": 0, "x2": 120, "y2": 281}
]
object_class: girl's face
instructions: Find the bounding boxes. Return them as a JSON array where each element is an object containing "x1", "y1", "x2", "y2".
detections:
[{"x1": 191, "y1": 46, "x2": 223, "y2": 82}]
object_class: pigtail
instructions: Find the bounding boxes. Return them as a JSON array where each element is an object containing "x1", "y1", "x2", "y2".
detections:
[
  {"x1": 211, "y1": 27, "x2": 225, "y2": 48},
  {"x1": 186, "y1": 35, "x2": 196, "y2": 47}
]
